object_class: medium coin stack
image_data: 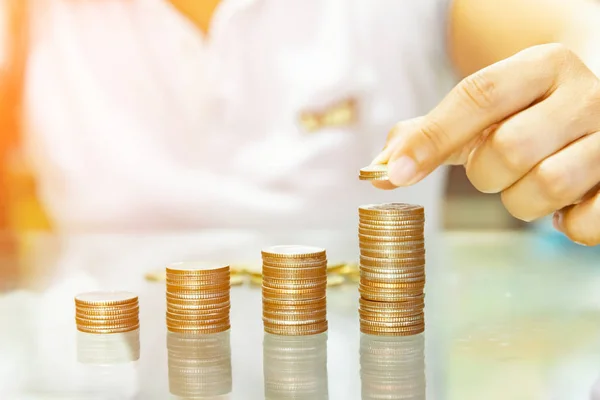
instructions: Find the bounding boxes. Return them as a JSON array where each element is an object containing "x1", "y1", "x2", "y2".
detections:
[
  {"x1": 75, "y1": 291, "x2": 139, "y2": 334},
  {"x1": 263, "y1": 333, "x2": 329, "y2": 400},
  {"x1": 166, "y1": 262, "x2": 231, "y2": 334},
  {"x1": 261, "y1": 245, "x2": 328, "y2": 336},
  {"x1": 358, "y1": 203, "x2": 425, "y2": 336},
  {"x1": 360, "y1": 334, "x2": 425, "y2": 400},
  {"x1": 167, "y1": 331, "x2": 232, "y2": 398}
]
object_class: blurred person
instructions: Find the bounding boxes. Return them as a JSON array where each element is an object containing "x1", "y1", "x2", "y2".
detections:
[{"x1": 0, "y1": 0, "x2": 598, "y2": 240}]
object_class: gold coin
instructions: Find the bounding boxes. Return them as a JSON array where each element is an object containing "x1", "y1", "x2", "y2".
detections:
[
  {"x1": 145, "y1": 269, "x2": 167, "y2": 282},
  {"x1": 167, "y1": 324, "x2": 230, "y2": 334},
  {"x1": 359, "y1": 203, "x2": 424, "y2": 215},
  {"x1": 166, "y1": 262, "x2": 230, "y2": 275},
  {"x1": 360, "y1": 279, "x2": 425, "y2": 289},
  {"x1": 77, "y1": 324, "x2": 140, "y2": 334},
  {"x1": 250, "y1": 275, "x2": 263, "y2": 286},
  {"x1": 360, "y1": 324, "x2": 424, "y2": 337},
  {"x1": 327, "y1": 274, "x2": 346, "y2": 287},
  {"x1": 261, "y1": 245, "x2": 326, "y2": 259},
  {"x1": 75, "y1": 291, "x2": 138, "y2": 307},
  {"x1": 358, "y1": 227, "x2": 424, "y2": 237},
  {"x1": 336, "y1": 263, "x2": 359, "y2": 276},
  {"x1": 76, "y1": 310, "x2": 139, "y2": 321},
  {"x1": 264, "y1": 320, "x2": 328, "y2": 336},
  {"x1": 75, "y1": 304, "x2": 139, "y2": 314},
  {"x1": 358, "y1": 164, "x2": 389, "y2": 181},
  {"x1": 230, "y1": 274, "x2": 245, "y2": 286}
]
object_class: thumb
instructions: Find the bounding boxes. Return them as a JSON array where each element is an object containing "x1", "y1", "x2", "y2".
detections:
[{"x1": 384, "y1": 44, "x2": 564, "y2": 187}]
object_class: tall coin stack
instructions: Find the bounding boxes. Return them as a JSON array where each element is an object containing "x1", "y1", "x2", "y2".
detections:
[
  {"x1": 358, "y1": 203, "x2": 425, "y2": 336},
  {"x1": 261, "y1": 245, "x2": 328, "y2": 336},
  {"x1": 166, "y1": 262, "x2": 231, "y2": 334},
  {"x1": 75, "y1": 291, "x2": 139, "y2": 334}
]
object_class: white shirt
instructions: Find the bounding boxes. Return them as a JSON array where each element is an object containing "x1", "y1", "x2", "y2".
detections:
[{"x1": 23, "y1": 0, "x2": 455, "y2": 231}]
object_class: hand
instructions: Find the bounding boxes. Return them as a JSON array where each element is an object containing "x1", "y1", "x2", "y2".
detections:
[{"x1": 372, "y1": 43, "x2": 600, "y2": 246}]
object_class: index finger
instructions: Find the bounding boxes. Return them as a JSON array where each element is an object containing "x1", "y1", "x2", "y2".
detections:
[{"x1": 386, "y1": 43, "x2": 570, "y2": 187}]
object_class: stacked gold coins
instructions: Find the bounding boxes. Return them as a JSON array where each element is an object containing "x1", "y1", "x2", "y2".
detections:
[
  {"x1": 360, "y1": 334, "x2": 425, "y2": 400},
  {"x1": 74, "y1": 291, "x2": 139, "y2": 334},
  {"x1": 166, "y1": 262, "x2": 231, "y2": 334},
  {"x1": 168, "y1": 331, "x2": 232, "y2": 398},
  {"x1": 261, "y1": 245, "x2": 328, "y2": 336},
  {"x1": 358, "y1": 203, "x2": 425, "y2": 336}
]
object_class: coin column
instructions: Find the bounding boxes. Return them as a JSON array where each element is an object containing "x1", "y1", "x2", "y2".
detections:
[
  {"x1": 75, "y1": 291, "x2": 140, "y2": 334},
  {"x1": 261, "y1": 245, "x2": 328, "y2": 336},
  {"x1": 358, "y1": 203, "x2": 425, "y2": 336},
  {"x1": 165, "y1": 262, "x2": 231, "y2": 334}
]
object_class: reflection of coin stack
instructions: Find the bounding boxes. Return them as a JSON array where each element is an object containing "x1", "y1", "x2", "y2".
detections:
[
  {"x1": 166, "y1": 262, "x2": 231, "y2": 334},
  {"x1": 360, "y1": 334, "x2": 425, "y2": 400},
  {"x1": 167, "y1": 331, "x2": 232, "y2": 398},
  {"x1": 77, "y1": 330, "x2": 140, "y2": 364},
  {"x1": 358, "y1": 204, "x2": 425, "y2": 336},
  {"x1": 261, "y1": 246, "x2": 328, "y2": 336},
  {"x1": 263, "y1": 332, "x2": 329, "y2": 400},
  {"x1": 74, "y1": 291, "x2": 140, "y2": 334}
]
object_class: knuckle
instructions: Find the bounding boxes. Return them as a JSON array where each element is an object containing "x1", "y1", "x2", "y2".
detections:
[
  {"x1": 418, "y1": 117, "x2": 449, "y2": 156},
  {"x1": 535, "y1": 161, "x2": 572, "y2": 203},
  {"x1": 491, "y1": 133, "x2": 527, "y2": 172},
  {"x1": 458, "y1": 71, "x2": 497, "y2": 110}
]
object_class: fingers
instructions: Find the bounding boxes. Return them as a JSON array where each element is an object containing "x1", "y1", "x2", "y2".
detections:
[
  {"x1": 467, "y1": 69, "x2": 600, "y2": 193},
  {"x1": 500, "y1": 131, "x2": 600, "y2": 221},
  {"x1": 555, "y1": 191, "x2": 600, "y2": 246},
  {"x1": 386, "y1": 44, "x2": 570, "y2": 187}
]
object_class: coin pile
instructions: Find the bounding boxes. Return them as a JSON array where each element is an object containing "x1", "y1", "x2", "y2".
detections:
[
  {"x1": 263, "y1": 333, "x2": 329, "y2": 400},
  {"x1": 261, "y1": 245, "x2": 328, "y2": 336},
  {"x1": 358, "y1": 203, "x2": 425, "y2": 336},
  {"x1": 168, "y1": 331, "x2": 232, "y2": 398},
  {"x1": 74, "y1": 291, "x2": 139, "y2": 334},
  {"x1": 360, "y1": 334, "x2": 425, "y2": 400},
  {"x1": 166, "y1": 262, "x2": 231, "y2": 334},
  {"x1": 359, "y1": 164, "x2": 389, "y2": 181}
]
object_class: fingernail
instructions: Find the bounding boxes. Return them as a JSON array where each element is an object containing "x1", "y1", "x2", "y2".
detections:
[
  {"x1": 388, "y1": 156, "x2": 418, "y2": 186},
  {"x1": 552, "y1": 212, "x2": 563, "y2": 231},
  {"x1": 370, "y1": 152, "x2": 387, "y2": 165}
]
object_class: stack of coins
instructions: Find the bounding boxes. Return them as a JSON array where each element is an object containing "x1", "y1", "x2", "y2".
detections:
[
  {"x1": 261, "y1": 245, "x2": 328, "y2": 336},
  {"x1": 263, "y1": 333, "x2": 329, "y2": 400},
  {"x1": 166, "y1": 262, "x2": 231, "y2": 334},
  {"x1": 168, "y1": 331, "x2": 232, "y2": 398},
  {"x1": 360, "y1": 334, "x2": 425, "y2": 400},
  {"x1": 359, "y1": 164, "x2": 389, "y2": 181},
  {"x1": 75, "y1": 291, "x2": 139, "y2": 334},
  {"x1": 358, "y1": 203, "x2": 425, "y2": 336}
]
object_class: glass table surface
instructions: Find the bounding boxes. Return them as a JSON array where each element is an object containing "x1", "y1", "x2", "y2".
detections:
[{"x1": 2, "y1": 230, "x2": 600, "y2": 400}]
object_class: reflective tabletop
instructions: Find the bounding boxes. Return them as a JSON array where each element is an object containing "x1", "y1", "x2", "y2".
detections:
[{"x1": 2, "y1": 230, "x2": 600, "y2": 400}]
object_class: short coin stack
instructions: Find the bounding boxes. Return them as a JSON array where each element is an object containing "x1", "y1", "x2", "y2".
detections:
[
  {"x1": 261, "y1": 245, "x2": 328, "y2": 336},
  {"x1": 75, "y1": 291, "x2": 139, "y2": 334},
  {"x1": 166, "y1": 262, "x2": 231, "y2": 334},
  {"x1": 358, "y1": 203, "x2": 425, "y2": 336}
]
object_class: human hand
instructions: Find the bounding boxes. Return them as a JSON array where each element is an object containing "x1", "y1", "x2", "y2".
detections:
[{"x1": 372, "y1": 44, "x2": 600, "y2": 245}]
